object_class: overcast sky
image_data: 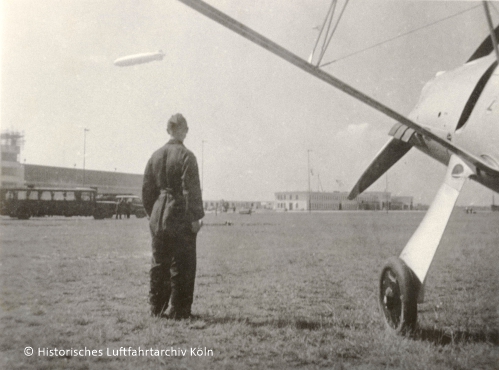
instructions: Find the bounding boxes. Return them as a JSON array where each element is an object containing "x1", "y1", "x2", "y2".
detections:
[{"x1": 1, "y1": 0, "x2": 497, "y2": 204}]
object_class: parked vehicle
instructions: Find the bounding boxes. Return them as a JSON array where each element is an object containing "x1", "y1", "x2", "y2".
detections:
[
  {"x1": 239, "y1": 207, "x2": 252, "y2": 215},
  {"x1": 114, "y1": 195, "x2": 147, "y2": 218},
  {"x1": 0, "y1": 187, "x2": 115, "y2": 219}
]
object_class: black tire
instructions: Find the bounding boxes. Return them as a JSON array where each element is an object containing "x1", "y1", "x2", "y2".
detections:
[
  {"x1": 135, "y1": 210, "x2": 147, "y2": 219},
  {"x1": 16, "y1": 208, "x2": 31, "y2": 220},
  {"x1": 93, "y1": 208, "x2": 106, "y2": 220},
  {"x1": 379, "y1": 256, "x2": 418, "y2": 334},
  {"x1": 17, "y1": 213, "x2": 31, "y2": 220}
]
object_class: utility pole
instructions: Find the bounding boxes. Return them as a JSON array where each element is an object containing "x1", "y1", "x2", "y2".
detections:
[
  {"x1": 307, "y1": 149, "x2": 312, "y2": 213},
  {"x1": 318, "y1": 173, "x2": 324, "y2": 192},
  {"x1": 385, "y1": 172, "x2": 389, "y2": 213},
  {"x1": 201, "y1": 140, "x2": 206, "y2": 193},
  {"x1": 83, "y1": 128, "x2": 89, "y2": 186}
]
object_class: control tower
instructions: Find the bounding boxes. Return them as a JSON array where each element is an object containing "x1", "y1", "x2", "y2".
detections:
[{"x1": 0, "y1": 131, "x2": 25, "y2": 188}]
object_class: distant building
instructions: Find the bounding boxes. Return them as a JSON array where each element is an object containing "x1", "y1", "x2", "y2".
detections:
[
  {"x1": 0, "y1": 131, "x2": 25, "y2": 188},
  {"x1": 1, "y1": 129, "x2": 144, "y2": 195},
  {"x1": 203, "y1": 200, "x2": 263, "y2": 212},
  {"x1": 1, "y1": 130, "x2": 415, "y2": 210},
  {"x1": 274, "y1": 191, "x2": 412, "y2": 211},
  {"x1": 23, "y1": 165, "x2": 143, "y2": 195}
]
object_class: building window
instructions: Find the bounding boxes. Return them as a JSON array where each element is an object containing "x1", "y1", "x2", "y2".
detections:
[
  {"x1": 1, "y1": 152, "x2": 18, "y2": 162},
  {"x1": 1, "y1": 182, "x2": 18, "y2": 188},
  {"x1": 1, "y1": 167, "x2": 19, "y2": 176}
]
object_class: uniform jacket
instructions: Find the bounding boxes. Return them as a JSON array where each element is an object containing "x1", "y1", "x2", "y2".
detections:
[{"x1": 142, "y1": 139, "x2": 204, "y2": 234}]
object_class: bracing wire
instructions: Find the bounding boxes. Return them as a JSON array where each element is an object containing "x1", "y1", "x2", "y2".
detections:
[
  {"x1": 320, "y1": 0, "x2": 338, "y2": 58},
  {"x1": 491, "y1": 1, "x2": 499, "y2": 16},
  {"x1": 320, "y1": 4, "x2": 481, "y2": 68},
  {"x1": 317, "y1": 0, "x2": 350, "y2": 65},
  {"x1": 309, "y1": 0, "x2": 336, "y2": 62}
]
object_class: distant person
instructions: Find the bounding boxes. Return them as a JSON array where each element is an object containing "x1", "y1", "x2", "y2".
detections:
[
  {"x1": 115, "y1": 199, "x2": 123, "y2": 219},
  {"x1": 125, "y1": 199, "x2": 131, "y2": 219},
  {"x1": 142, "y1": 113, "x2": 204, "y2": 319}
]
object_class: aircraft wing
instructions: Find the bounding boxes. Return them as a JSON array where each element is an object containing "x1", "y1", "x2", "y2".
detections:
[{"x1": 177, "y1": 0, "x2": 499, "y2": 180}]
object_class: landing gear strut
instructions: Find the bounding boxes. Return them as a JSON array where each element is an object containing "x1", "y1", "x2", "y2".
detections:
[{"x1": 379, "y1": 257, "x2": 418, "y2": 334}]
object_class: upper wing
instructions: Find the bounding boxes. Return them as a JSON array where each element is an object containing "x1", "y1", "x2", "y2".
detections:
[{"x1": 177, "y1": 0, "x2": 499, "y2": 179}]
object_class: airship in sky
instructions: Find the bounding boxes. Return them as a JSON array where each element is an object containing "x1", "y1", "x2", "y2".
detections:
[{"x1": 113, "y1": 50, "x2": 165, "y2": 67}]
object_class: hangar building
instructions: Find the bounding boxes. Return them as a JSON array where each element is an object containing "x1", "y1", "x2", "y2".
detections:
[
  {"x1": 23, "y1": 165, "x2": 143, "y2": 196},
  {"x1": 275, "y1": 191, "x2": 413, "y2": 211}
]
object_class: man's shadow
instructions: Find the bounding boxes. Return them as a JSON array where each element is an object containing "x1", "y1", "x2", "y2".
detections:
[
  {"x1": 195, "y1": 315, "x2": 499, "y2": 345},
  {"x1": 414, "y1": 326, "x2": 499, "y2": 346},
  {"x1": 199, "y1": 315, "x2": 332, "y2": 331}
]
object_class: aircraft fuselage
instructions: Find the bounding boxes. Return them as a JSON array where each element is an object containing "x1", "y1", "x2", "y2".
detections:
[{"x1": 408, "y1": 53, "x2": 499, "y2": 193}]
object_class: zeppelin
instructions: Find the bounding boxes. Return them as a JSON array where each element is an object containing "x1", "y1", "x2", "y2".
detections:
[{"x1": 113, "y1": 50, "x2": 165, "y2": 67}]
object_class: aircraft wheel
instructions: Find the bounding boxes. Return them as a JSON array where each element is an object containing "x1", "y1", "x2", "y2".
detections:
[{"x1": 379, "y1": 257, "x2": 417, "y2": 334}]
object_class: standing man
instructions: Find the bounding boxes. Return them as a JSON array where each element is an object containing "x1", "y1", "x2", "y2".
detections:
[
  {"x1": 115, "y1": 198, "x2": 123, "y2": 219},
  {"x1": 142, "y1": 113, "x2": 204, "y2": 319},
  {"x1": 125, "y1": 199, "x2": 131, "y2": 219}
]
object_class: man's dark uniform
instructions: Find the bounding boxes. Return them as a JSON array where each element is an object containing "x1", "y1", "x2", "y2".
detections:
[{"x1": 142, "y1": 119, "x2": 204, "y2": 318}]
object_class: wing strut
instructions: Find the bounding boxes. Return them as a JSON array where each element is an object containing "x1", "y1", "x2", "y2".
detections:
[{"x1": 177, "y1": 0, "x2": 499, "y2": 178}]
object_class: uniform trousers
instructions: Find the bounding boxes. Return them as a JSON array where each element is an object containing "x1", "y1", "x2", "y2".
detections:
[{"x1": 149, "y1": 228, "x2": 197, "y2": 318}]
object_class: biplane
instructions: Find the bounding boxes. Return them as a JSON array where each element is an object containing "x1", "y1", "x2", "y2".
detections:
[{"x1": 165, "y1": 0, "x2": 498, "y2": 334}]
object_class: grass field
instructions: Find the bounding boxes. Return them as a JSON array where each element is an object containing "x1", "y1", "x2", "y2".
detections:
[{"x1": 1, "y1": 211, "x2": 498, "y2": 369}]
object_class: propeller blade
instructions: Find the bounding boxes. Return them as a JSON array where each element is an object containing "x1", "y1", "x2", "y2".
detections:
[
  {"x1": 467, "y1": 25, "x2": 499, "y2": 62},
  {"x1": 348, "y1": 138, "x2": 412, "y2": 200}
]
